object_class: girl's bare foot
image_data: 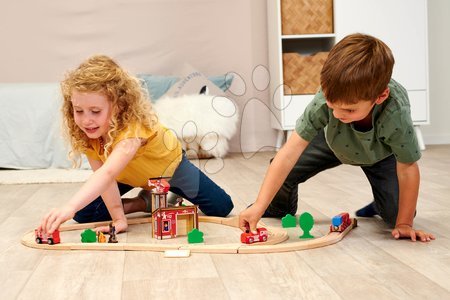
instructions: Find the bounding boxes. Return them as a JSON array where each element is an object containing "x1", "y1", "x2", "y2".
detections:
[{"x1": 94, "y1": 219, "x2": 128, "y2": 234}]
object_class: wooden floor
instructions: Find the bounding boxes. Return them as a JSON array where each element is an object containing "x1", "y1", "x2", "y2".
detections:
[{"x1": 1, "y1": 145, "x2": 449, "y2": 299}]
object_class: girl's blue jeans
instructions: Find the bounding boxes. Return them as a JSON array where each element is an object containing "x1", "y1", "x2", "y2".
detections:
[
  {"x1": 264, "y1": 130, "x2": 400, "y2": 228},
  {"x1": 73, "y1": 153, "x2": 233, "y2": 223}
]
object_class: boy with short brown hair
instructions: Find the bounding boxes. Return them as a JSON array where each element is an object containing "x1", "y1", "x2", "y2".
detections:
[{"x1": 239, "y1": 33, "x2": 434, "y2": 242}]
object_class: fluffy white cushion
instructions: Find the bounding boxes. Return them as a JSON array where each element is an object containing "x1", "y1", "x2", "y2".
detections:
[{"x1": 154, "y1": 94, "x2": 238, "y2": 158}]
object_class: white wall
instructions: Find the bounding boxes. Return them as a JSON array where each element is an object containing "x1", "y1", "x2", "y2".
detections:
[
  {"x1": 421, "y1": 0, "x2": 450, "y2": 144},
  {"x1": 0, "y1": 0, "x2": 278, "y2": 154}
]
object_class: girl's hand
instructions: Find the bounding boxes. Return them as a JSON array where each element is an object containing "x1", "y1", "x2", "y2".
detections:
[
  {"x1": 391, "y1": 224, "x2": 436, "y2": 242},
  {"x1": 39, "y1": 206, "x2": 76, "y2": 234},
  {"x1": 94, "y1": 218, "x2": 128, "y2": 234}
]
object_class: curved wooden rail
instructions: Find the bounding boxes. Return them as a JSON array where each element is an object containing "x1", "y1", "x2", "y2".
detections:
[{"x1": 21, "y1": 216, "x2": 357, "y2": 254}]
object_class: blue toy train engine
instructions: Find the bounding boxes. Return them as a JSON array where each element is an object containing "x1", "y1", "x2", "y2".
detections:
[{"x1": 330, "y1": 212, "x2": 352, "y2": 233}]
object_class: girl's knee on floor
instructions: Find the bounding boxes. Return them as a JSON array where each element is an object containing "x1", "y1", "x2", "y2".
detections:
[
  {"x1": 73, "y1": 209, "x2": 112, "y2": 223},
  {"x1": 203, "y1": 193, "x2": 234, "y2": 217},
  {"x1": 216, "y1": 196, "x2": 234, "y2": 217},
  {"x1": 73, "y1": 212, "x2": 94, "y2": 223}
]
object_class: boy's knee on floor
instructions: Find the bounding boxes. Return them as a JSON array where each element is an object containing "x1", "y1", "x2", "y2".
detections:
[
  {"x1": 384, "y1": 218, "x2": 397, "y2": 229},
  {"x1": 380, "y1": 211, "x2": 398, "y2": 228}
]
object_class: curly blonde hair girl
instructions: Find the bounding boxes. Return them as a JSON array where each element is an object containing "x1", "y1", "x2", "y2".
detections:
[{"x1": 61, "y1": 55, "x2": 158, "y2": 167}]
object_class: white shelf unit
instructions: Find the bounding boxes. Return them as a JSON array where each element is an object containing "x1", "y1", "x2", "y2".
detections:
[{"x1": 267, "y1": 0, "x2": 429, "y2": 148}]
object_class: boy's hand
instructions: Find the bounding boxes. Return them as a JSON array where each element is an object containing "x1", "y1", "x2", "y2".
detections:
[
  {"x1": 39, "y1": 206, "x2": 76, "y2": 234},
  {"x1": 391, "y1": 224, "x2": 435, "y2": 242},
  {"x1": 239, "y1": 204, "x2": 265, "y2": 233}
]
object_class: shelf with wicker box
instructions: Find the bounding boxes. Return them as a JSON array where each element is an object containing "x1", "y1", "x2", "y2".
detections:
[
  {"x1": 281, "y1": 0, "x2": 333, "y2": 35},
  {"x1": 268, "y1": 0, "x2": 429, "y2": 149},
  {"x1": 283, "y1": 51, "x2": 328, "y2": 95},
  {"x1": 280, "y1": 0, "x2": 334, "y2": 95},
  {"x1": 267, "y1": 0, "x2": 335, "y2": 143}
]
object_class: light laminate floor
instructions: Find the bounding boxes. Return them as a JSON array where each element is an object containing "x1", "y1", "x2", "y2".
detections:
[{"x1": 1, "y1": 145, "x2": 449, "y2": 299}]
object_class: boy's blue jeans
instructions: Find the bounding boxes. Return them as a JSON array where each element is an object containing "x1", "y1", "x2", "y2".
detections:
[
  {"x1": 73, "y1": 153, "x2": 233, "y2": 223},
  {"x1": 265, "y1": 130, "x2": 399, "y2": 228}
]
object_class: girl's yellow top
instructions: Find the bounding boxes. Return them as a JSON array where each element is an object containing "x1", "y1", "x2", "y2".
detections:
[{"x1": 84, "y1": 122, "x2": 182, "y2": 189}]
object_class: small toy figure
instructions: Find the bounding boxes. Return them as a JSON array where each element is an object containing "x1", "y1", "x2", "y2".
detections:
[
  {"x1": 97, "y1": 231, "x2": 107, "y2": 243},
  {"x1": 330, "y1": 212, "x2": 352, "y2": 233},
  {"x1": 169, "y1": 196, "x2": 184, "y2": 207},
  {"x1": 108, "y1": 222, "x2": 118, "y2": 243},
  {"x1": 163, "y1": 221, "x2": 170, "y2": 232},
  {"x1": 35, "y1": 229, "x2": 61, "y2": 245},
  {"x1": 240, "y1": 227, "x2": 268, "y2": 244}
]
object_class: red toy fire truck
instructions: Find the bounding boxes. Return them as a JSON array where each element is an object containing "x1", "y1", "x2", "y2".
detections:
[
  {"x1": 240, "y1": 227, "x2": 268, "y2": 244},
  {"x1": 35, "y1": 229, "x2": 61, "y2": 245}
]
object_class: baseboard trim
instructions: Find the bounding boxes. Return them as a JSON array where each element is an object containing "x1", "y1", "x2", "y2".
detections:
[{"x1": 423, "y1": 135, "x2": 450, "y2": 145}]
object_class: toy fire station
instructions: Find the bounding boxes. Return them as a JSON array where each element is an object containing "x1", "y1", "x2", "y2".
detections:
[{"x1": 149, "y1": 177, "x2": 199, "y2": 239}]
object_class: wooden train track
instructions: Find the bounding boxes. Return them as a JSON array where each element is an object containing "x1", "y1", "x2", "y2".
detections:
[{"x1": 21, "y1": 216, "x2": 357, "y2": 254}]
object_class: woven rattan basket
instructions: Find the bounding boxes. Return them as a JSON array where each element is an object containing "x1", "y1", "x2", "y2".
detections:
[
  {"x1": 283, "y1": 52, "x2": 328, "y2": 95},
  {"x1": 281, "y1": 0, "x2": 333, "y2": 35}
]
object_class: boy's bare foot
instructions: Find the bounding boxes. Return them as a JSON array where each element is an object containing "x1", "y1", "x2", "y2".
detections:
[{"x1": 94, "y1": 219, "x2": 128, "y2": 234}]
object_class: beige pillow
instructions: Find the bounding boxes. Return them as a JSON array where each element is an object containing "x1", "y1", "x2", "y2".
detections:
[{"x1": 164, "y1": 63, "x2": 225, "y2": 97}]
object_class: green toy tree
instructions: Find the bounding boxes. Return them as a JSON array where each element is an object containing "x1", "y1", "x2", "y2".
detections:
[{"x1": 299, "y1": 212, "x2": 314, "y2": 239}]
